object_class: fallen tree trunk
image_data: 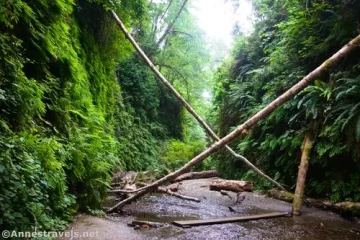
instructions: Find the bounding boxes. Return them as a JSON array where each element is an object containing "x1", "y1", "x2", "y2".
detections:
[
  {"x1": 106, "y1": 29, "x2": 360, "y2": 213},
  {"x1": 210, "y1": 179, "x2": 253, "y2": 192},
  {"x1": 135, "y1": 183, "x2": 200, "y2": 202},
  {"x1": 157, "y1": 187, "x2": 200, "y2": 202},
  {"x1": 267, "y1": 189, "x2": 360, "y2": 217},
  {"x1": 109, "y1": 184, "x2": 200, "y2": 203},
  {"x1": 172, "y1": 170, "x2": 219, "y2": 182},
  {"x1": 109, "y1": 9, "x2": 285, "y2": 190}
]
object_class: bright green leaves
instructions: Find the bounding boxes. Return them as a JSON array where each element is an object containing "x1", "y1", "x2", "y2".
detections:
[
  {"x1": 0, "y1": 34, "x2": 46, "y2": 130},
  {"x1": 296, "y1": 80, "x2": 332, "y2": 120},
  {"x1": 160, "y1": 139, "x2": 207, "y2": 171},
  {"x1": 0, "y1": 0, "x2": 149, "y2": 232},
  {"x1": 332, "y1": 76, "x2": 360, "y2": 142},
  {"x1": 0, "y1": 134, "x2": 74, "y2": 232}
]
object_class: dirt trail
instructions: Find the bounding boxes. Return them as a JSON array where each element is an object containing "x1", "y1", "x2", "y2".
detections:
[{"x1": 60, "y1": 178, "x2": 360, "y2": 240}]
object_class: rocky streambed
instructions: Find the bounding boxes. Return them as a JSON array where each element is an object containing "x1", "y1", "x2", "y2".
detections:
[{"x1": 60, "y1": 178, "x2": 360, "y2": 240}]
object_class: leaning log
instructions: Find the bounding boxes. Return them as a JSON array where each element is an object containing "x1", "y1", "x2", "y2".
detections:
[
  {"x1": 292, "y1": 121, "x2": 317, "y2": 215},
  {"x1": 172, "y1": 170, "x2": 219, "y2": 182},
  {"x1": 210, "y1": 179, "x2": 253, "y2": 192},
  {"x1": 106, "y1": 34, "x2": 360, "y2": 213},
  {"x1": 109, "y1": 9, "x2": 285, "y2": 190}
]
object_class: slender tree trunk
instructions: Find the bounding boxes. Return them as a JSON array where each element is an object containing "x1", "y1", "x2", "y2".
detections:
[
  {"x1": 159, "y1": 0, "x2": 174, "y2": 25},
  {"x1": 292, "y1": 121, "x2": 317, "y2": 215},
  {"x1": 151, "y1": 0, "x2": 174, "y2": 42},
  {"x1": 106, "y1": 33, "x2": 360, "y2": 213},
  {"x1": 109, "y1": 10, "x2": 285, "y2": 190},
  {"x1": 156, "y1": 0, "x2": 189, "y2": 46}
]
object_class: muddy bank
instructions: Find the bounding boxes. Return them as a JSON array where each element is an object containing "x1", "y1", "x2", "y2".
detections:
[{"x1": 61, "y1": 178, "x2": 360, "y2": 240}]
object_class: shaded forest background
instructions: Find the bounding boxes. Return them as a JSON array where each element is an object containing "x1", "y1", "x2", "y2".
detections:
[{"x1": 1, "y1": 0, "x2": 360, "y2": 233}]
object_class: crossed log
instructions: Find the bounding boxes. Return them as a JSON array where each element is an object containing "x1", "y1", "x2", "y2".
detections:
[{"x1": 108, "y1": 4, "x2": 360, "y2": 214}]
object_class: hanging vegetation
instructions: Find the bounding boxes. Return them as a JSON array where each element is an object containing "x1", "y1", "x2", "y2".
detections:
[{"x1": 213, "y1": 0, "x2": 360, "y2": 205}]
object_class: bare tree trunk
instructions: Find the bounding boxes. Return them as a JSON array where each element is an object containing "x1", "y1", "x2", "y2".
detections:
[
  {"x1": 159, "y1": 0, "x2": 174, "y2": 25},
  {"x1": 110, "y1": 10, "x2": 285, "y2": 190},
  {"x1": 106, "y1": 32, "x2": 360, "y2": 213},
  {"x1": 156, "y1": 0, "x2": 189, "y2": 46},
  {"x1": 151, "y1": 0, "x2": 174, "y2": 42},
  {"x1": 292, "y1": 121, "x2": 316, "y2": 215}
]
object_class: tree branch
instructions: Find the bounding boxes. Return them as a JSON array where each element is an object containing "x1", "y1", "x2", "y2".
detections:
[
  {"x1": 170, "y1": 30, "x2": 194, "y2": 39},
  {"x1": 157, "y1": 0, "x2": 189, "y2": 46}
]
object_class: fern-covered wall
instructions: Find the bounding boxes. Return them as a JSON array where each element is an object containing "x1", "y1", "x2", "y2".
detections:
[
  {"x1": 0, "y1": 0, "x2": 172, "y2": 231},
  {"x1": 213, "y1": 0, "x2": 360, "y2": 202}
]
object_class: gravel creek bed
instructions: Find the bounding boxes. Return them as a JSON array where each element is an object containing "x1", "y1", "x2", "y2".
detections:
[{"x1": 60, "y1": 178, "x2": 360, "y2": 240}]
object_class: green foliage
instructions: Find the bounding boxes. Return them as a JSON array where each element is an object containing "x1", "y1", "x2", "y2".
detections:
[
  {"x1": 333, "y1": 77, "x2": 360, "y2": 142},
  {"x1": 160, "y1": 139, "x2": 208, "y2": 171},
  {"x1": 0, "y1": 0, "x2": 155, "y2": 232},
  {"x1": 0, "y1": 133, "x2": 75, "y2": 232},
  {"x1": 0, "y1": 0, "x2": 215, "y2": 233},
  {"x1": 213, "y1": 0, "x2": 360, "y2": 201}
]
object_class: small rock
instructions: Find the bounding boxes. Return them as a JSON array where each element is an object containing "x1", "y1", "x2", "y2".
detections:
[
  {"x1": 141, "y1": 224, "x2": 150, "y2": 229},
  {"x1": 133, "y1": 225, "x2": 141, "y2": 230},
  {"x1": 236, "y1": 194, "x2": 246, "y2": 203},
  {"x1": 228, "y1": 206, "x2": 236, "y2": 212}
]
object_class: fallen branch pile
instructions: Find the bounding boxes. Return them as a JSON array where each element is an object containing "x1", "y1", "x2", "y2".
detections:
[{"x1": 107, "y1": 171, "x2": 200, "y2": 213}]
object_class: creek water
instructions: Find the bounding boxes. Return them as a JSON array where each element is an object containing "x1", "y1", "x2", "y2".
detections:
[{"x1": 122, "y1": 178, "x2": 360, "y2": 240}]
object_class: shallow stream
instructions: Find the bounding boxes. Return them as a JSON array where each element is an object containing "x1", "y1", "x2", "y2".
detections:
[{"x1": 121, "y1": 178, "x2": 360, "y2": 240}]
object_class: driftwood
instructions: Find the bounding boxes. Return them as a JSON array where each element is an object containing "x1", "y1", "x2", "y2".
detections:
[
  {"x1": 210, "y1": 179, "x2": 253, "y2": 192},
  {"x1": 107, "y1": 15, "x2": 360, "y2": 213},
  {"x1": 137, "y1": 182, "x2": 200, "y2": 202},
  {"x1": 220, "y1": 190, "x2": 233, "y2": 199},
  {"x1": 128, "y1": 220, "x2": 164, "y2": 228},
  {"x1": 109, "y1": 182, "x2": 200, "y2": 203},
  {"x1": 158, "y1": 187, "x2": 200, "y2": 202},
  {"x1": 172, "y1": 170, "x2": 219, "y2": 182},
  {"x1": 110, "y1": 9, "x2": 285, "y2": 190},
  {"x1": 267, "y1": 189, "x2": 360, "y2": 217}
]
